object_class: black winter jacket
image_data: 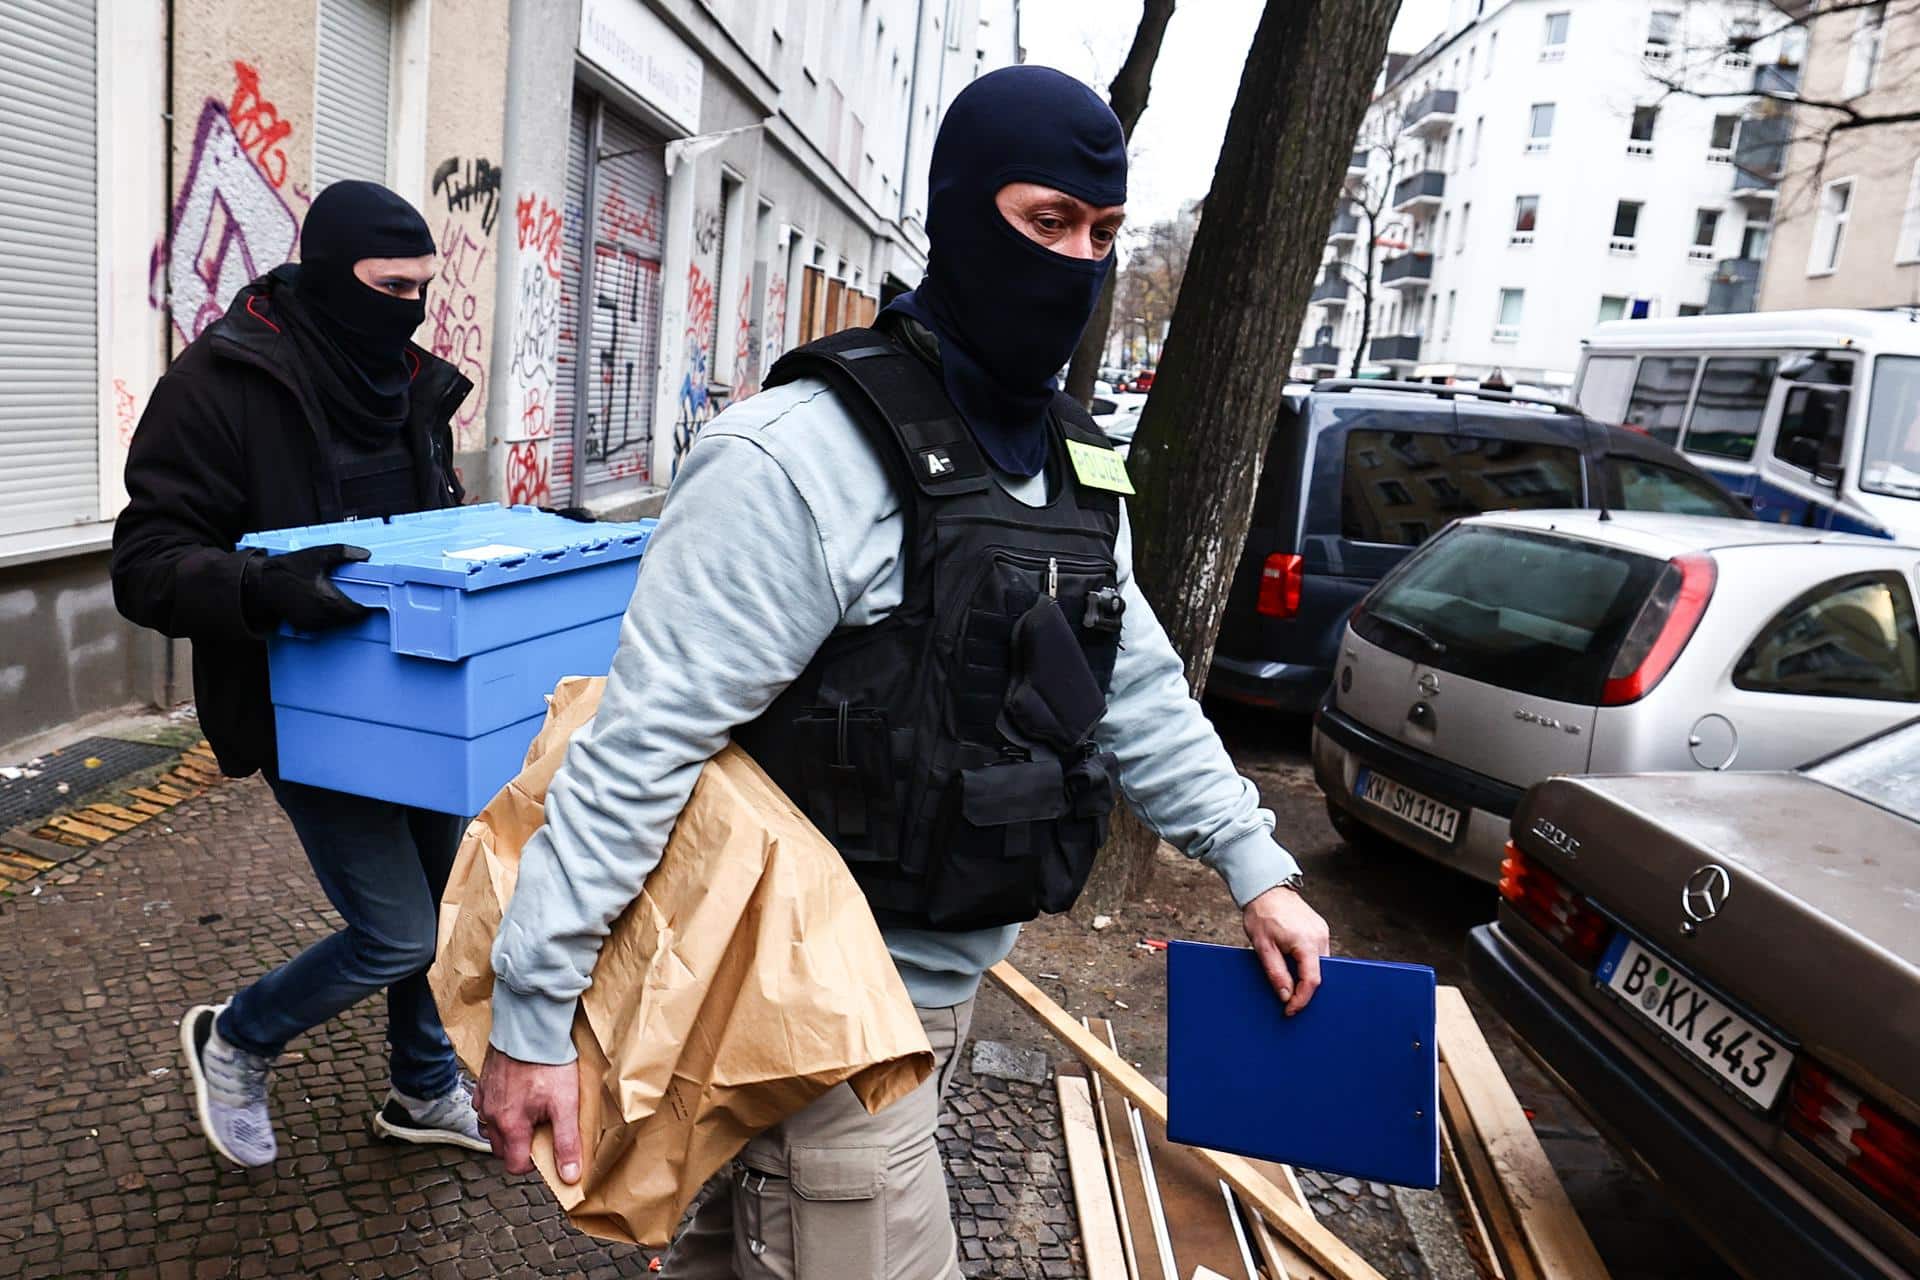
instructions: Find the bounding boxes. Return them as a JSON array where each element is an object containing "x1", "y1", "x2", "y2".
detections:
[{"x1": 111, "y1": 269, "x2": 471, "y2": 778}]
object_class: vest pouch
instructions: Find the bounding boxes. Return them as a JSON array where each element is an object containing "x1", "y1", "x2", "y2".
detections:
[
  {"x1": 1041, "y1": 749, "x2": 1120, "y2": 913},
  {"x1": 925, "y1": 759, "x2": 1068, "y2": 929},
  {"x1": 790, "y1": 704, "x2": 898, "y2": 862}
]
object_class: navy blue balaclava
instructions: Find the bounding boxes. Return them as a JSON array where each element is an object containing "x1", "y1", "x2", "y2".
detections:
[{"x1": 885, "y1": 66, "x2": 1127, "y2": 476}]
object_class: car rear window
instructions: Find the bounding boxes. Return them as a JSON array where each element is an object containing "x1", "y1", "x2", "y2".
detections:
[
  {"x1": 1340, "y1": 430, "x2": 1583, "y2": 547},
  {"x1": 1608, "y1": 456, "x2": 1749, "y2": 518},
  {"x1": 1806, "y1": 720, "x2": 1920, "y2": 823},
  {"x1": 1355, "y1": 525, "x2": 1666, "y2": 703}
]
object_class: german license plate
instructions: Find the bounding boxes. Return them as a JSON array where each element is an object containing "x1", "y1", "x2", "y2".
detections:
[
  {"x1": 1596, "y1": 933, "x2": 1794, "y2": 1110},
  {"x1": 1353, "y1": 767, "x2": 1460, "y2": 842}
]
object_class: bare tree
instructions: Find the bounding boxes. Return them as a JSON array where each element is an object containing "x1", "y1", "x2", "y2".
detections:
[
  {"x1": 1065, "y1": 0, "x2": 1178, "y2": 406},
  {"x1": 1108, "y1": 202, "x2": 1202, "y2": 371},
  {"x1": 1075, "y1": 0, "x2": 1403, "y2": 914},
  {"x1": 1327, "y1": 108, "x2": 1411, "y2": 378}
]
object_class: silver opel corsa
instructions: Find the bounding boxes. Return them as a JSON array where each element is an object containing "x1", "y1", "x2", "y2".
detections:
[{"x1": 1313, "y1": 509, "x2": 1920, "y2": 882}]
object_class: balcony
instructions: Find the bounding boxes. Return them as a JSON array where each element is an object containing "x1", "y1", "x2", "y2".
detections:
[
  {"x1": 1754, "y1": 63, "x2": 1800, "y2": 97},
  {"x1": 1732, "y1": 112, "x2": 1789, "y2": 203},
  {"x1": 1707, "y1": 257, "x2": 1762, "y2": 314},
  {"x1": 1405, "y1": 88, "x2": 1458, "y2": 139},
  {"x1": 1369, "y1": 333, "x2": 1422, "y2": 366},
  {"x1": 1381, "y1": 252, "x2": 1434, "y2": 290},
  {"x1": 1329, "y1": 206, "x2": 1361, "y2": 244},
  {"x1": 1310, "y1": 272, "x2": 1350, "y2": 305},
  {"x1": 1300, "y1": 343, "x2": 1342, "y2": 369},
  {"x1": 1392, "y1": 169, "x2": 1446, "y2": 212},
  {"x1": 1348, "y1": 148, "x2": 1369, "y2": 174}
]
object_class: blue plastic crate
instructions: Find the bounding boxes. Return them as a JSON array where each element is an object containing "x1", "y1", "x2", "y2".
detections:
[{"x1": 239, "y1": 505, "x2": 655, "y2": 814}]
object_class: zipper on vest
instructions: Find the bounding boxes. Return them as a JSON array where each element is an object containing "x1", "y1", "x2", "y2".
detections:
[{"x1": 1047, "y1": 557, "x2": 1058, "y2": 599}]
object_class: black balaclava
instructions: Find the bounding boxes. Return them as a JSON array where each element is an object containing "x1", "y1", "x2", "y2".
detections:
[
  {"x1": 278, "y1": 180, "x2": 437, "y2": 438},
  {"x1": 883, "y1": 66, "x2": 1127, "y2": 477}
]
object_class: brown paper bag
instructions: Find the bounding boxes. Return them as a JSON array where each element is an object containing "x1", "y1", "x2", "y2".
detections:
[{"x1": 429, "y1": 676, "x2": 935, "y2": 1245}]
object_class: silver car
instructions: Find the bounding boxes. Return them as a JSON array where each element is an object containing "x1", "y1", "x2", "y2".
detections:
[{"x1": 1313, "y1": 510, "x2": 1920, "y2": 882}]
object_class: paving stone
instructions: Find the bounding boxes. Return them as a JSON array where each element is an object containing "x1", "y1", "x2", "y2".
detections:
[{"x1": 968, "y1": 1040, "x2": 1050, "y2": 1086}]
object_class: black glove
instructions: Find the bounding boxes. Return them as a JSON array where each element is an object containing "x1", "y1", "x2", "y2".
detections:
[
  {"x1": 539, "y1": 505, "x2": 597, "y2": 523},
  {"x1": 245, "y1": 544, "x2": 373, "y2": 633}
]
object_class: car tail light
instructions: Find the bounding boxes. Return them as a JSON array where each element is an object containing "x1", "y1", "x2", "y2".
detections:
[
  {"x1": 1498, "y1": 841, "x2": 1613, "y2": 967},
  {"x1": 1257, "y1": 553, "x2": 1303, "y2": 619},
  {"x1": 1602, "y1": 552, "x2": 1716, "y2": 706},
  {"x1": 1786, "y1": 1060, "x2": 1920, "y2": 1231}
]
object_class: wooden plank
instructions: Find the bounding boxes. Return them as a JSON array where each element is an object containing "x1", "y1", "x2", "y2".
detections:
[
  {"x1": 123, "y1": 800, "x2": 168, "y2": 817},
  {"x1": 1059, "y1": 1074, "x2": 1130, "y2": 1280},
  {"x1": 1130, "y1": 1104, "x2": 1182, "y2": 1280},
  {"x1": 1440, "y1": 1064, "x2": 1535, "y2": 1280},
  {"x1": 0, "y1": 849, "x2": 56, "y2": 871},
  {"x1": 1084, "y1": 1020, "x2": 1146, "y2": 1280},
  {"x1": 1140, "y1": 1123, "x2": 1255, "y2": 1280},
  {"x1": 1092, "y1": 1041, "x2": 1169, "y2": 1280},
  {"x1": 127, "y1": 787, "x2": 182, "y2": 806},
  {"x1": 1437, "y1": 1083, "x2": 1507, "y2": 1280},
  {"x1": 988, "y1": 962, "x2": 1387, "y2": 1280},
  {"x1": 87, "y1": 804, "x2": 151, "y2": 826},
  {"x1": 1436, "y1": 987, "x2": 1606, "y2": 1280},
  {"x1": 44, "y1": 815, "x2": 116, "y2": 842}
]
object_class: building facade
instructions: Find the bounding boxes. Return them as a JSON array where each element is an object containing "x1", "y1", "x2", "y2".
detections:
[
  {"x1": 1295, "y1": 0, "x2": 1799, "y2": 392},
  {"x1": 0, "y1": 0, "x2": 1020, "y2": 755},
  {"x1": 1756, "y1": 0, "x2": 1920, "y2": 311}
]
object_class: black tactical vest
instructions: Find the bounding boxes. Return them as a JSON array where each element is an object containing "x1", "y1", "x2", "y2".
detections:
[{"x1": 736, "y1": 328, "x2": 1127, "y2": 932}]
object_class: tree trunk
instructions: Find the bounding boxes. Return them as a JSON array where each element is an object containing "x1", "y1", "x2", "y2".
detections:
[
  {"x1": 1076, "y1": 0, "x2": 1402, "y2": 916},
  {"x1": 1350, "y1": 217, "x2": 1378, "y2": 378},
  {"x1": 1066, "y1": 0, "x2": 1178, "y2": 406}
]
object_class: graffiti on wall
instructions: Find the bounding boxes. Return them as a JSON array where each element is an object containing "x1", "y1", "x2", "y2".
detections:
[
  {"x1": 505, "y1": 192, "x2": 566, "y2": 506},
  {"x1": 671, "y1": 263, "x2": 717, "y2": 477},
  {"x1": 432, "y1": 156, "x2": 503, "y2": 235},
  {"x1": 761, "y1": 273, "x2": 789, "y2": 380},
  {"x1": 227, "y1": 61, "x2": 293, "y2": 189},
  {"x1": 587, "y1": 246, "x2": 658, "y2": 484},
  {"x1": 150, "y1": 99, "x2": 299, "y2": 343},
  {"x1": 112, "y1": 379, "x2": 139, "y2": 449},
  {"x1": 428, "y1": 215, "x2": 489, "y2": 452},
  {"x1": 600, "y1": 181, "x2": 660, "y2": 249},
  {"x1": 505, "y1": 438, "x2": 551, "y2": 507},
  {"x1": 733, "y1": 274, "x2": 759, "y2": 398}
]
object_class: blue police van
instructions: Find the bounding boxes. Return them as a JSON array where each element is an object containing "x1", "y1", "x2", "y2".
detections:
[
  {"x1": 1574, "y1": 309, "x2": 1920, "y2": 540},
  {"x1": 1206, "y1": 380, "x2": 1748, "y2": 715}
]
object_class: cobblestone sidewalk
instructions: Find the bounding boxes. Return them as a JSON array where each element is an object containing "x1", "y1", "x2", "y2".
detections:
[{"x1": 0, "y1": 775, "x2": 1084, "y2": 1279}]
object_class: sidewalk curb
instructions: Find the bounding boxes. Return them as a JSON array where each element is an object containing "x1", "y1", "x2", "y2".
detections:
[{"x1": 0, "y1": 741, "x2": 225, "y2": 890}]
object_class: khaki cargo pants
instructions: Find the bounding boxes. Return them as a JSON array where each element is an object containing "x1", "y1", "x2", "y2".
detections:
[{"x1": 660, "y1": 998, "x2": 975, "y2": 1280}]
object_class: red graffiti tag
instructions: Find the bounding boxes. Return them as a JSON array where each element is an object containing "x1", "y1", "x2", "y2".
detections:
[
  {"x1": 227, "y1": 61, "x2": 292, "y2": 188},
  {"x1": 515, "y1": 194, "x2": 566, "y2": 280},
  {"x1": 600, "y1": 182, "x2": 660, "y2": 253},
  {"x1": 112, "y1": 378, "x2": 138, "y2": 448},
  {"x1": 505, "y1": 439, "x2": 551, "y2": 506},
  {"x1": 429, "y1": 217, "x2": 489, "y2": 440}
]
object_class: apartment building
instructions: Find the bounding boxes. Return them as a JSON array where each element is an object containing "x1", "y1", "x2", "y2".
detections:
[
  {"x1": 0, "y1": 0, "x2": 1020, "y2": 754},
  {"x1": 1757, "y1": 0, "x2": 1920, "y2": 310},
  {"x1": 1296, "y1": 0, "x2": 1798, "y2": 391}
]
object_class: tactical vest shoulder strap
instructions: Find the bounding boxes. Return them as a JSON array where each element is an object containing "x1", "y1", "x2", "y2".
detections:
[
  {"x1": 1048, "y1": 391, "x2": 1123, "y2": 517},
  {"x1": 765, "y1": 328, "x2": 992, "y2": 498}
]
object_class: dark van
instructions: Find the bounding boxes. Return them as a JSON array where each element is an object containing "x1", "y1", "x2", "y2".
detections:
[{"x1": 1207, "y1": 380, "x2": 1750, "y2": 714}]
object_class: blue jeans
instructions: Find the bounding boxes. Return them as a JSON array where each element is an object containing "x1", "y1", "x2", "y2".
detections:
[{"x1": 218, "y1": 774, "x2": 464, "y2": 1099}]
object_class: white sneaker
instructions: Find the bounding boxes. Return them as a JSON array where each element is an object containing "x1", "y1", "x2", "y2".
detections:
[
  {"x1": 372, "y1": 1078, "x2": 491, "y2": 1152},
  {"x1": 180, "y1": 1003, "x2": 278, "y2": 1168}
]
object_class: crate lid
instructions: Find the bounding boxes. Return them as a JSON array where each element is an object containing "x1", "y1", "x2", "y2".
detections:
[{"x1": 239, "y1": 504, "x2": 656, "y2": 590}]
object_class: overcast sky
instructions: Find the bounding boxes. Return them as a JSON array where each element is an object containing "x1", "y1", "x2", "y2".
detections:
[{"x1": 1020, "y1": 0, "x2": 1450, "y2": 226}]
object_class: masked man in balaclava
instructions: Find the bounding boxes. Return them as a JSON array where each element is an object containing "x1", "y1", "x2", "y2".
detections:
[
  {"x1": 478, "y1": 67, "x2": 1330, "y2": 1276},
  {"x1": 113, "y1": 181, "x2": 488, "y2": 1168}
]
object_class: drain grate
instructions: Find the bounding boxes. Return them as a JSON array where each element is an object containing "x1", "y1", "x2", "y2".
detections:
[{"x1": 0, "y1": 737, "x2": 179, "y2": 829}]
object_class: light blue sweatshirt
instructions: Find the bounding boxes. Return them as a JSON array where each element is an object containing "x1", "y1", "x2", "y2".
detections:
[{"x1": 488, "y1": 376, "x2": 1301, "y2": 1064}]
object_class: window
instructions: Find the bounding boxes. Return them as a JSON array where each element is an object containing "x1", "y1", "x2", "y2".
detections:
[
  {"x1": 1339, "y1": 434, "x2": 1580, "y2": 549},
  {"x1": 1578, "y1": 355, "x2": 1637, "y2": 422},
  {"x1": 1683, "y1": 356, "x2": 1775, "y2": 459},
  {"x1": 1862, "y1": 354, "x2": 1920, "y2": 499},
  {"x1": 1610, "y1": 200, "x2": 1642, "y2": 252},
  {"x1": 1735, "y1": 573, "x2": 1920, "y2": 702},
  {"x1": 1472, "y1": 116, "x2": 1484, "y2": 164},
  {"x1": 1774, "y1": 384, "x2": 1851, "y2": 476},
  {"x1": 1440, "y1": 209, "x2": 1452, "y2": 254},
  {"x1": 1726, "y1": 17, "x2": 1758, "y2": 66},
  {"x1": 314, "y1": 0, "x2": 396, "y2": 189},
  {"x1": 1528, "y1": 103, "x2": 1555, "y2": 151},
  {"x1": 1495, "y1": 287, "x2": 1523, "y2": 340},
  {"x1": 1647, "y1": 10, "x2": 1679, "y2": 57},
  {"x1": 1709, "y1": 114, "x2": 1739, "y2": 160},
  {"x1": 1843, "y1": 2, "x2": 1887, "y2": 97},
  {"x1": 1543, "y1": 11, "x2": 1569, "y2": 56},
  {"x1": 1355, "y1": 525, "x2": 1664, "y2": 703},
  {"x1": 1808, "y1": 721, "x2": 1920, "y2": 821},
  {"x1": 1741, "y1": 219, "x2": 1770, "y2": 259},
  {"x1": 1628, "y1": 105, "x2": 1658, "y2": 155},
  {"x1": 1678, "y1": 304, "x2": 1705, "y2": 317},
  {"x1": 1512, "y1": 195, "x2": 1539, "y2": 244},
  {"x1": 1898, "y1": 157, "x2": 1920, "y2": 264},
  {"x1": 1458, "y1": 202, "x2": 1471, "y2": 252},
  {"x1": 1467, "y1": 44, "x2": 1476, "y2": 82},
  {"x1": 1609, "y1": 457, "x2": 1748, "y2": 518},
  {"x1": 1486, "y1": 31, "x2": 1497, "y2": 76},
  {"x1": 1691, "y1": 208, "x2": 1721, "y2": 260},
  {"x1": 1445, "y1": 290, "x2": 1457, "y2": 340},
  {"x1": 1808, "y1": 178, "x2": 1853, "y2": 275},
  {"x1": 1596, "y1": 296, "x2": 1628, "y2": 324},
  {"x1": 1624, "y1": 356, "x2": 1700, "y2": 444}
]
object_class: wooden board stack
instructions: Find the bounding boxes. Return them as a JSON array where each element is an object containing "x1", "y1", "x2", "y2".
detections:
[{"x1": 988, "y1": 962, "x2": 1610, "y2": 1280}]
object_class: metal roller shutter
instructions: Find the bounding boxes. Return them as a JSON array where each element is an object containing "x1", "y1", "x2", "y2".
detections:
[
  {"x1": 583, "y1": 106, "x2": 666, "y2": 494},
  {"x1": 552, "y1": 91, "x2": 591, "y2": 504},
  {"x1": 0, "y1": 0, "x2": 98, "y2": 536},
  {"x1": 710, "y1": 182, "x2": 729, "y2": 383},
  {"x1": 314, "y1": 0, "x2": 393, "y2": 190}
]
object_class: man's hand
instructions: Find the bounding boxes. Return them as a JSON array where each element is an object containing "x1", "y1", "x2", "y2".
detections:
[
  {"x1": 475, "y1": 1047, "x2": 584, "y2": 1183},
  {"x1": 1243, "y1": 884, "x2": 1332, "y2": 1017}
]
